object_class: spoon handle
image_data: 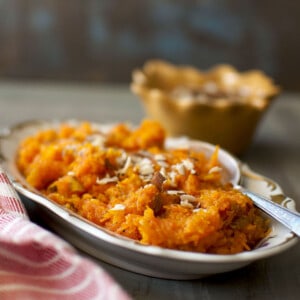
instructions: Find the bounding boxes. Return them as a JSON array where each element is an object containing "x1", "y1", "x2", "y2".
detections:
[{"x1": 241, "y1": 189, "x2": 300, "y2": 237}]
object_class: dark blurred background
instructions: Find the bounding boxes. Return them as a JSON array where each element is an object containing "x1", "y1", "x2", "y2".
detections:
[{"x1": 0, "y1": 0, "x2": 299, "y2": 91}]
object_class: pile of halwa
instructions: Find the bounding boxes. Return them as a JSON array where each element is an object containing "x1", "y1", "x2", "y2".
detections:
[{"x1": 17, "y1": 119, "x2": 269, "y2": 254}]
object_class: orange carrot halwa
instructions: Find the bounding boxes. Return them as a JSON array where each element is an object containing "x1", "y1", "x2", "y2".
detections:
[{"x1": 16, "y1": 119, "x2": 269, "y2": 254}]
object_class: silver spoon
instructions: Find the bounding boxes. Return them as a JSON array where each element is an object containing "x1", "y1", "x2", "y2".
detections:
[{"x1": 235, "y1": 186, "x2": 300, "y2": 237}]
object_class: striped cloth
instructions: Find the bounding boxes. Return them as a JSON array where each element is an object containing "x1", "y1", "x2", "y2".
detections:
[{"x1": 0, "y1": 166, "x2": 131, "y2": 300}]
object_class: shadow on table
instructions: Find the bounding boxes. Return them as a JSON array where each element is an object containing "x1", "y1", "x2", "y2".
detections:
[{"x1": 95, "y1": 240, "x2": 299, "y2": 300}]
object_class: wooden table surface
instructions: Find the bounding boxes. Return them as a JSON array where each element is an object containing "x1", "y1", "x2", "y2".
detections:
[{"x1": 1, "y1": 81, "x2": 299, "y2": 300}]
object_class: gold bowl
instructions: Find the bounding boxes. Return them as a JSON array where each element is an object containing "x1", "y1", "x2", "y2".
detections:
[{"x1": 131, "y1": 60, "x2": 279, "y2": 155}]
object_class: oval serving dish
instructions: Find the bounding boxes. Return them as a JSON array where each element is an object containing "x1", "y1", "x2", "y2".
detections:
[{"x1": 0, "y1": 120, "x2": 297, "y2": 280}]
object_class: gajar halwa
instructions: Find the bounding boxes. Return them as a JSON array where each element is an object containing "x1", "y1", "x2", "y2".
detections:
[{"x1": 16, "y1": 119, "x2": 269, "y2": 254}]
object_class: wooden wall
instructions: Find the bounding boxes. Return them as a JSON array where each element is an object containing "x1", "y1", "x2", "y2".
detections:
[{"x1": 0, "y1": 0, "x2": 299, "y2": 91}]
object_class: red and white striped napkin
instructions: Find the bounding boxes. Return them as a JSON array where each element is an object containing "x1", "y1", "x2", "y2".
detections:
[{"x1": 0, "y1": 166, "x2": 131, "y2": 300}]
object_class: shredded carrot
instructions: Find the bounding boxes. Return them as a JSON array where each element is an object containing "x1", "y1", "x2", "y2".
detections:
[{"x1": 16, "y1": 119, "x2": 269, "y2": 254}]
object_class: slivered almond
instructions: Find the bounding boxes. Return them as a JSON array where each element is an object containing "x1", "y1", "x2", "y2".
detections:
[
  {"x1": 180, "y1": 194, "x2": 197, "y2": 202},
  {"x1": 118, "y1": 156, "x2": 132, "y2": 175},
  {"x1": 180, "y1": 199, "x2": 194, "y2": 208},
  {"x1": 96, "y1": 176, "x2": 118, "y2": 184},
  {"x1": 110, "y1": 204, "x2": 125, "y2": 211},
  {"x1": 166, "y1": 190, "x2": 185, "y2": 195},
  {"x1": 208, "y1": 166, "x2": 222, "y2": 174}
]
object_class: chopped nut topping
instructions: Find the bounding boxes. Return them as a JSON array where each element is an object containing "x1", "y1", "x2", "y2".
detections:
[
  {"x1": 180, "y1": 194, "x2": 197, "y2": 203},
  {"x1": 150, "y1": 194, "x2": 164, "y2": 216},
  {"x1": 173, "y1": 163, "x2": 185, "y2": 175},
  {"x1": 208, "y1": 166, "x2": 222, "y2": 174},
  {"x1": 137, "y1": 158, "x2": 154, "y2": 176},
  {"x1": 151, "y1": 172, "x2": 166, "y2": 192},
  {"x1": 118, "y1": 156, "x2": 132, "y2": 175},
  {"x1": 166, "y1": 190, "x2": 185, "y2": 195},
  {"x1": 96, "y1": 176, "x2": 118, "y2": 184},
  {"x1": 180, "y1": 199, "x2": 194, "y2": 209},
  {"x1": 179, "y1": 194, "x2": 198, "y2": 209},
  {"x1": 110, "y1": 204, "x2": 126, "y2": 211}
]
